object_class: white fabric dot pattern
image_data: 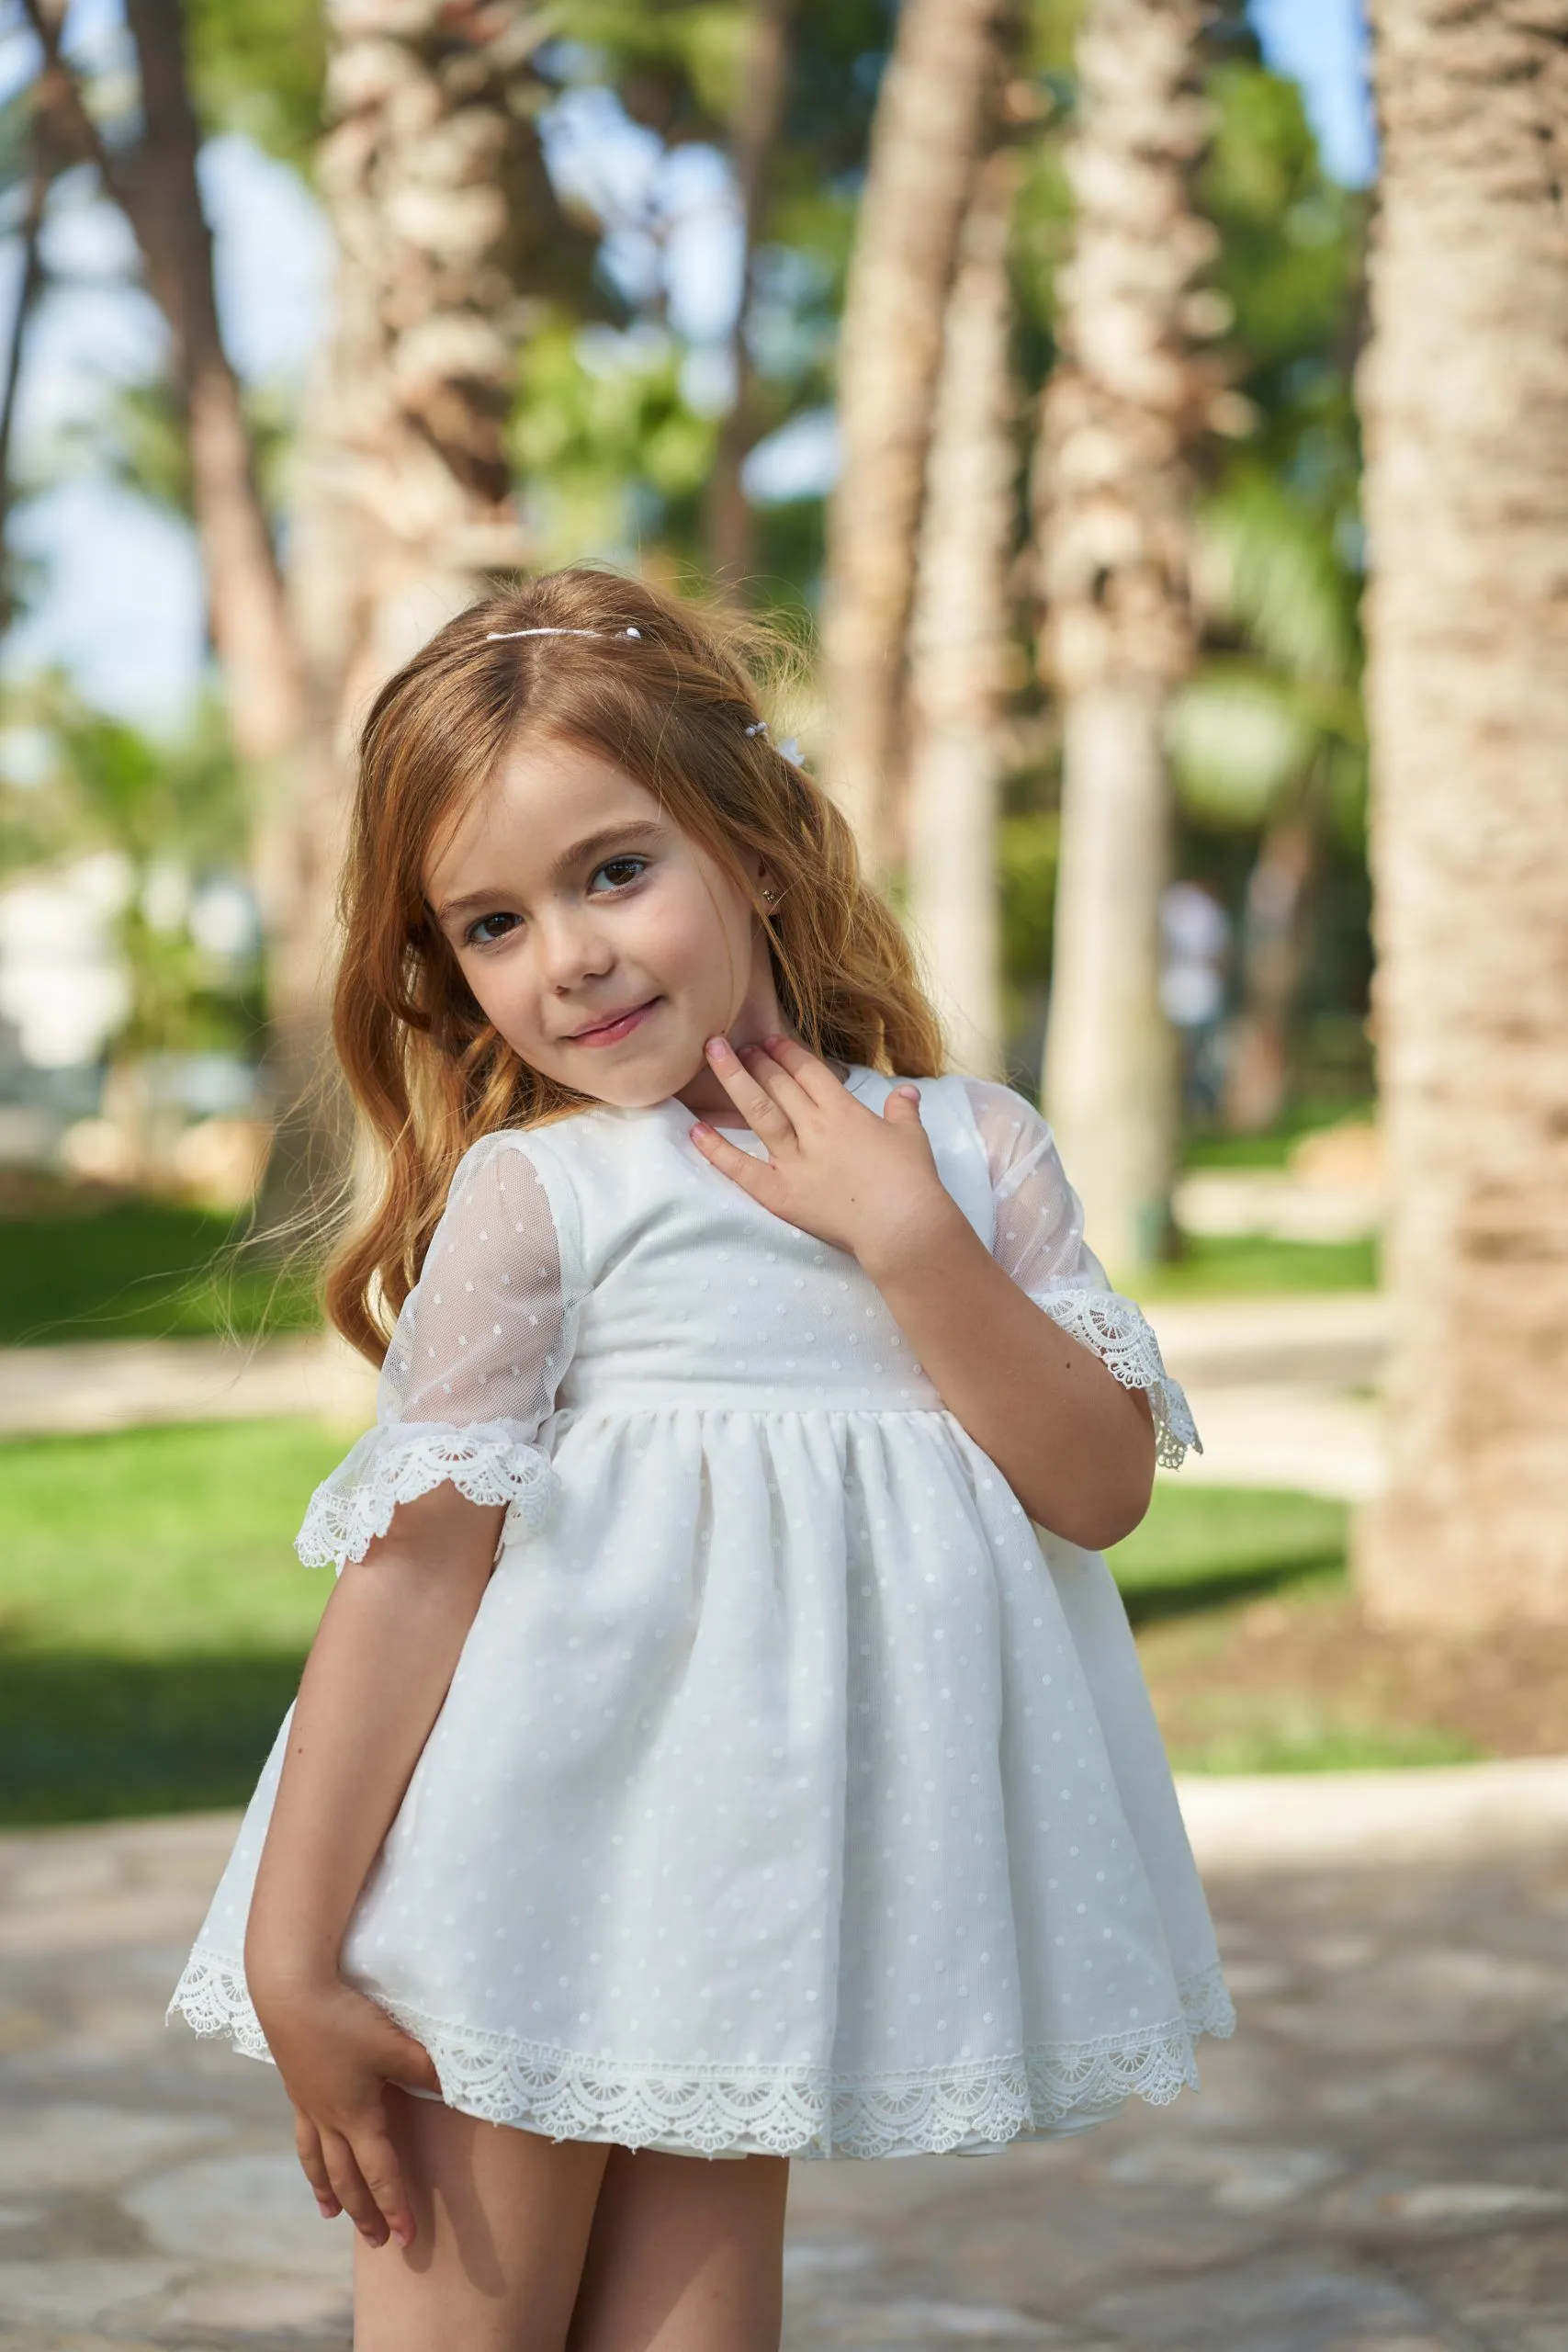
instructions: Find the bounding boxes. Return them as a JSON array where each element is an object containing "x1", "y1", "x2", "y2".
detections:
[{"x1": 170, "y1": 1069, "x2": 1232, "y2": 2159}]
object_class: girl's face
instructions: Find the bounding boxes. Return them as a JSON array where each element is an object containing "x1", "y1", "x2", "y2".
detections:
[{"x1": 424, "y1": 731, "x2": 789, "y2": 1114}]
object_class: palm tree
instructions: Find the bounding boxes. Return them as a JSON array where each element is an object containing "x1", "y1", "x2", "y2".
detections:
[
  {"x1": 1354, "y1": 0, "x2": 1568, "y2": 1629},
  {"x1": 289, "y1": 0, "x2": 591, "y2": 723},
  {"x1": 905, "y1": 144, "x2": 1019, "y2": 1076},
  {"x1": 818, "y1": 0, "x2": 1010, "y2": 884},
  {"x1": 263, "y1": 0, "x2": 596, "y2": 1218},
  {"x1": 1033, "y1": 0, "x2": 1214, "y2": 1273}
]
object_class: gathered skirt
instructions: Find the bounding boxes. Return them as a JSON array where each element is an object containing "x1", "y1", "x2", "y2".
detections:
[{"x1": 170, "y1": 1402, "x2": 1235, "y2": 2158}]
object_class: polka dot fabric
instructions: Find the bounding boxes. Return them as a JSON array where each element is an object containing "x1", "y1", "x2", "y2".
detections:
[{"x1": 170, "y1": 1068, "x2": 1233, "y2": 2158}]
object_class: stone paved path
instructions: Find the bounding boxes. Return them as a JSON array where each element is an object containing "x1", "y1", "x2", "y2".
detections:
[{"x1": 3, "y1": 1760, "x2": 1565, "y2": 2350}]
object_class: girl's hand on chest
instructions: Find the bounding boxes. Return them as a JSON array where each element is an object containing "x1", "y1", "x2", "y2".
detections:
[{"x1": 690, "y1": 1035, "x2": 959, "y2": 1274}]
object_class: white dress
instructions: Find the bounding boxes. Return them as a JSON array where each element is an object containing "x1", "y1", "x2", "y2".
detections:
[{"x1": 170, "y1": 1069, "x2": 1235, "y2": 2159}]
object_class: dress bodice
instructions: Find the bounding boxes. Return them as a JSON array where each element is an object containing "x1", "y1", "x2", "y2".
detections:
[{"x1": 551, "y1": 1071, "x2": 985, "y2": 1417}]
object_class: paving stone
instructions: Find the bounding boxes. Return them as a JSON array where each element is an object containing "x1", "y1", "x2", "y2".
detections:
[
  {"x1": 153, "y1": 2267, "x2": 354, "y2": 2335},
  {"x1": 1079, "y1": 2256, "x2": 1436, "y2": 2348},
  {"x1": 808, "y1": 2296, "x2": 1064, "y2": 2342},
  {"x1": 3, "y1": 1781, "x2": 1566, "y2": 2348},
  {"x1": 119, "y1": 2151, "x2": 354, "y2": 2278},
  {"x1": 0, "y1": 2257, "x2": 184, "y2": 2326},
  {"x1": 0, "y1": 2106, "x2": 232, "y2": 2194},
  {"x1": 1325, "y1": 2175, "x2": 1568, "y2": 2234},
  {"x1": 1100, "y1": 2139, "x2": 1345, "y2": 2212}
]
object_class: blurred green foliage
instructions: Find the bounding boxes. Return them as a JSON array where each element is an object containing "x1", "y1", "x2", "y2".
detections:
[
  {"x1": 513, "y1": 322, "x2": 719, "y2": 568},
  {"x1": 0, "y1": 686, "x2": 262, "y2": 1063},
  {"x1": 1179, "y1": 40, "x2": 1366, "y2": 837},
  {"x1": 185, "y1": 0, "x2": 327, "y2": 167}
]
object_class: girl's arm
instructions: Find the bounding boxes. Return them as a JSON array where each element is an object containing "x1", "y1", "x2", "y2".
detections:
[
  {"x1": 247, "y1": 1135, "x2": 581, "y2": 2252},
  {"x1": 692, "y1": 1035, "x2": 1172, "y2": 1549},
  {"x1": 244, "y1": 1485, "x2": 503, "y2": 2254},
  {"x1": 853, "y1": 1197, "x2": 1156, "y2": 1549}
]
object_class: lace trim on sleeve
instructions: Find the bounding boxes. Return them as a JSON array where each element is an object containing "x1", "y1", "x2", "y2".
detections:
[
  {"x1": 1029, "y1": 1286, "x2": 1202, "y2": 1471},
  {"x1": 294, "y1": 1420, "x2": 558, "y2": 1571}
]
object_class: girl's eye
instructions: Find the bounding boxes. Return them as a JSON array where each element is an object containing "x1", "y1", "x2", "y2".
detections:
[
  {"x1": 591, "y1": 854, "x2": 649, "y2": 892},
  {"x1": 459, "y1": 855, "x2": 646, "y2": 948},
  {"x1": 465, "y1": 911, "x2": 520, "y2": 947}
]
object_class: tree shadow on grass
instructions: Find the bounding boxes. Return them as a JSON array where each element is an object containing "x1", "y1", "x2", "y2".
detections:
[
  {"x1": 1117, "y1": 1551, "x2": 1347, "y2": 1629},
  {"x1": 0, "y1": 1650, "x2": 305, "y2": 1826}
]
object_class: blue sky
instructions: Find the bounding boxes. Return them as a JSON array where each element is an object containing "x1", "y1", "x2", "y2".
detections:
[
  {"x1": 0, "y1": 0, "x2": 1374, "y2": 736},
  {"x1": 1250, "y1": 0, "x2": 1375, "y2": 186}
]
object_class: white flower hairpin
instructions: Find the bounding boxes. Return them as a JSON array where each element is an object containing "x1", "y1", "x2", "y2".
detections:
[{"x1": 744, "y1": 718, "x2": 805, "y2": 766}]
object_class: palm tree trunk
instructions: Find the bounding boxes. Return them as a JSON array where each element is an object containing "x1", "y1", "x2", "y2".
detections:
[
  {"x1": 288, "y1": 0, "x2": 558, "y2": 724},
  {"x1": 705, "y1": 0, "x2": 794, "y2": 595},
  {"x1": 1034, "y1": 0, "x2": 1213, "y2": 1273},
  {"x1": 261, "y1": 0, "x2": 586, "y2": 1227},
  {"x1": 905, "y1": 144, "x2": 1018, "y2": 1077},
  {"x1": 1354, "y1": 0, "x2": 1568, "y2": 1629},
  {"x1": 818, "y1": 0, "x2": 1010, "y2": 884}
]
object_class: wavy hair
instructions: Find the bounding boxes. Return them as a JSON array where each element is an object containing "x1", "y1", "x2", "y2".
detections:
[{"x1": 324, "y1": 566, "x2": 947, "y2": 1363}]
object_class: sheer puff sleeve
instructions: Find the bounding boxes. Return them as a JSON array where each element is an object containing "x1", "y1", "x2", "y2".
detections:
[
  {"x1": 296, "y1": 1134, "x2": 584, "y2": 1571},
  {"x1": 964, "y1": 1078, "x2": 1201, "y2": 1472}
]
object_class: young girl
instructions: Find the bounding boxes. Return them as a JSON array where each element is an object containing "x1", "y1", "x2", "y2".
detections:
[{"x1": 171, "y1": 568, "x2": 1233, "y2": 2348}]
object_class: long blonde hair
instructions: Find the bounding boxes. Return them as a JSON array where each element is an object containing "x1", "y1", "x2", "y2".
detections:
[{"x1": 325, "y1": 567, "x2": 947, "y2": 1363}]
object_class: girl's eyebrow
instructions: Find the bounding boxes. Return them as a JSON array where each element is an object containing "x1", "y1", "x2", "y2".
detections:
[{"x1": 436, "y1": 820, "x2": 668, "y2": 924}]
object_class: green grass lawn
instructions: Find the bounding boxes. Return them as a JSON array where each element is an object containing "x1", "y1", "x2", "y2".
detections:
[
  {"x1": 1179, "y1": 1098, "x2": 1375, "y2": 1172},
  {"x1": 1106, "y1": 1484, "x2": 1346, "y2": 1624},
  {"x1": 1135, "y1": 1231, "x2": 1379, "y2": 1299},
  {"x1": 0, "y1": 1419, "x2": 340, "y2": 1823},
  {"x1": 0, "y1": 1418, "x2": 1350, "y2": 1824},
  {"x1": 0, "y1": 1200, "x2": 320, "y2": 1346}
]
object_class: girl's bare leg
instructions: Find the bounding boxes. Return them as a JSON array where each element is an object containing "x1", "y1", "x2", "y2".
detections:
[
  {"x1": 353, "y1": 2091, "x2": 611, "y2": 2352},
  {"x1": 565, "y1": 2148, "x2": 790, "y2": 2352}
]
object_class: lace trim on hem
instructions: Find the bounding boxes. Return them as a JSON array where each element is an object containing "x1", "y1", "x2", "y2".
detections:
[
  {"x1": 166, "y1": 1951, "x2": 1234, "y2": 2159},
  {"x1": 294, "y1": 1421, "x2": 556, "y2": 1570},
  {"x1": 1028, "y1": 1286, "x2": 1202, "y2": 1470}
]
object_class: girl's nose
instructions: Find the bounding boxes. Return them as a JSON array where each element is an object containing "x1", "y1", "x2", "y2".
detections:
[{"x1": 536, "y1": 907, "x2": 615, "y2": 991}]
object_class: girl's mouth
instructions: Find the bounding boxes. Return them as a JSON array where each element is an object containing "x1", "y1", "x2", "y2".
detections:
[{"x1": 570, "y1": 997, "x2": 661, "y2": 1047}]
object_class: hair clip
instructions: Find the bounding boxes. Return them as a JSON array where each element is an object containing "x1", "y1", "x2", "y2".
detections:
[
  {"x1": 485, "y1": 625, "x2": 643, "y2": 642},
  {"x1": 744, "y1": 719, "x2": 768, "y2": 737}
]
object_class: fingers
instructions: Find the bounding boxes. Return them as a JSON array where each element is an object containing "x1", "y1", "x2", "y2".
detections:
[
  {"x1": 350, "y1": 2115, "x2": 418, "y2": 2252},
  {"x1": 702, "y1": 1035, "x2": 795, "y2": 1141},
  {"x1": 882, "y1": 1083, "x2": 923, "y2": 1124},
  {"x1": 320, "y1": 2126, "x2": 381, "y2": 2243},
  {"x1": 738, "y1": 1038, "x2": 817, "y2": 1125},
  {"x1": 294, "y1": 2097, "x2": 423, "y2": 2251},
  {"x1": 294, "y1": 2108, "x2": 341, "y2": 2221},
  {"x1": 757, "y1": 1031, "x2": 847, "y2": 1106},
  {"x1": 689, "y1": 1119, "x2": 773, "y2": 1199},
  {"x1": 386, "y1": 2029, "x2": 443, "y2": 2099},
  {"x1": 321, "y1": 2113, "x2": 415, "y2": 2251}
]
